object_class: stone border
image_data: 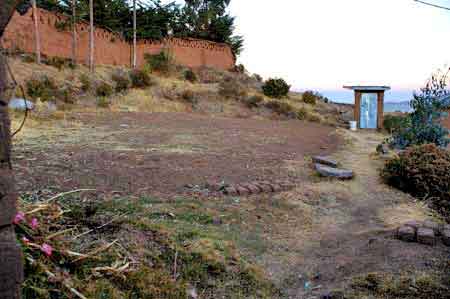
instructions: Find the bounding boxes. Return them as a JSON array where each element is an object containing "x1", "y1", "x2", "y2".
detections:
[
  {"x1": 397, "y1": 220, "x2": 450, "y2": 247},
  {"x1": 217, "y1": 180, "x2": 296, "y2": 197}
]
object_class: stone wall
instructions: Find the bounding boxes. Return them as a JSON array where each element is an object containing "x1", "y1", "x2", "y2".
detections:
[{"x1": 1, "y1": 8, "x2": 235, "y2": 70}]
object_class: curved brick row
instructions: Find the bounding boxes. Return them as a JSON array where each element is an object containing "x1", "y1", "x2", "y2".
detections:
[
  {"x1": 397, "y1": 220, "x2": 450, "y2": 247},
  {"x1": 221, "y1": 180, "x2": 296, "y2": 196}
]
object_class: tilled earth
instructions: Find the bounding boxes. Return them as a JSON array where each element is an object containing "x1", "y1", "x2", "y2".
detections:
[{"x1": 13, "y1": 112, "x2": 340, "y2": 198}]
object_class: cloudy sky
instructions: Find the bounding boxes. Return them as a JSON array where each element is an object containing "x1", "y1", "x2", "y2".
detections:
[{"x1": 227, "y1": 0, "x2": 450, "y2": 91}]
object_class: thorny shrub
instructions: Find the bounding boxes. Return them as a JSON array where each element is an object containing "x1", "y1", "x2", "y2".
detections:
[
  {"x1": 130, "y1": 69, "x2": 154, "y2": 88},
  {"x1": 381, "y1": 144, "x2": 450, "y2": 217},
  {"x1": 262, "y1": 78, "x2": 290, "y2": 98},
  {"x1": 112, "y1": 71, "x2": 131, "y2": 93}
]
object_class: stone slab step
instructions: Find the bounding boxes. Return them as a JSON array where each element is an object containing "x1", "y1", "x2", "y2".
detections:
[{"x1": 315, "y1": 163, "x2": 353, "y2": 180}]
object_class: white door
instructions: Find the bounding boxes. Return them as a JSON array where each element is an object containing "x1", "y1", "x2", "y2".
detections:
[{"x1": 360, "y1": 93, "x2": 378, "y2": 129}]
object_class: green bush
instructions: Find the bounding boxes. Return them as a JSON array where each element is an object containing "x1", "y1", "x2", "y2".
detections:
[
  {"x1": 262, "y1": 78, "x2": 290, "y2": 98},
  {"x1": 302, "y1": 91, "x2": 319, "y2": 105},
  {"x1": 219, "y1": 78, "x2": 248, "y2": 100},
  {"x1": 130, "y1": 69, "x2": 154, "y2": 88},
  {"x1": 95, "y1": 81, "x2": 113, "y2": 97},
  {"x1": 244, "y1": 95, "x2": 264, "y2": 108},
  {"x1": 26, "y1": 75, "x2": 57, "y2": 102},
  {"x1": 183, "y1": 69, "x2": 197, "y2": 83},
  {"x1": 144, "y1": 51, "x2": 171, "y2": 74},
  {"x1": 79, "y1": 74, "x2": 92, "y2": 92},
  {"x1": 383, "y1": 114, "x2": 410, "y2": 134},
  {"x1": 391, "y1": 71, "x2": 450, "y2": 149},
  {"x1": 57, "y1": 85, "x2": 76, "y2": 104},
  {"x1": 381, "y1": 144, "x2": 450, "y2": 214},
  {"x1": 111, "y1": 71, "x2": 130, "y2": 92},
  {"x1": 265, "y1": 100, "x2": 295, "y2": 116}
]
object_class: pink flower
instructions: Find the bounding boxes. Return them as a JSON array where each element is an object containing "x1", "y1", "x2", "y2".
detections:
[
  {"x1": 21, "y1": 237, "x2": 30, "y2": 245},
  {"x1": 40, "y1": 243, "x2": 53, "y2": 257},
  {"x1": 30, "y1": 218, "x2": 39, "y2": 230},
  {"x1": 13, "y1": 212, "x2": 25, "y2": 225}
]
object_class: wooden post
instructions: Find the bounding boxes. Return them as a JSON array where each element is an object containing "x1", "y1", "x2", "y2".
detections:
[
  {"x1": 71, "y1": 0, "x2": 77, "y2": 66},
  {"x1": 89, "y1": 0, "x2": 94, "y2": 72},
  {"x1": 132, "y1": 0, "x2": 137, "y2": 68},
  {"x1": 31, "y1": 0, "x2": 41, "y2": 64},
  {"x1": 0, "y1": 2, "x2": 25, "y2": 298},
  {"x1": 354, "y1": 91, "x2": 361, "y2": 129}
]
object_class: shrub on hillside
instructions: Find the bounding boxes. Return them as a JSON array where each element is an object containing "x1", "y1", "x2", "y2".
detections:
[
  {"x1": 183, "y1": 69, "x2": 197, "y2": 83},
  {"x1": 111, "y1": 71, "x2": 131, "y2": 92},
  {"x1": 144, "y1": 51, "x2": 172, "y2": 74},
  {"x1": 302, "y1": 91, "x2": 320, "y2": 105},
  {"x1": 26, "y1": 75, "x2": 58, "y2": 102},
  {"x1": 233, "y1": 64, "x2": 246, "y2": 74},
  {"x1": 219, "y1": 77, "x2": 247, "y2": 100},
  {"x1": 95, "y1": 81, "x2": 113, "y2": 97},
  {"x1": 96, "y1": 97, "x2": 110, "y2": 108},
  {"x1": 244, "y1": 95, "x2": 264, "y2": 108},
  {"x1": 46, "y1": 56, "x2": 71, "y2": 70},
  {"x1": 381, "y1": 144, "x2": 450, "y2": 215},
  {"x1": 262, "y1": 78, "x2": 290, "y2": 98},
  {"x1": 57, "y1": 84, "x2": 76, "y2": 104},
  {"x1": 79, "y1": 74, "x2": 92, "y2": 92},
  {"x1": 130, "y1": 69, "x2": 154, "y2": 88},
  {"x1": 383, "y1": 114, "x2": 410, "y2": 134},
  {"x1": 265, "y1": 100, "x2": 295, "y2": 116}
]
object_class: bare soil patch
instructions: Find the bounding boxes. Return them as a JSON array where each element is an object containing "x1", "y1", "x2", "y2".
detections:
[{"x1": 12, "y1": 112, "x2": 339, "y2": 198}]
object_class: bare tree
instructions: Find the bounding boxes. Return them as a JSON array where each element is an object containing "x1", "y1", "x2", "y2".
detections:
[
  {"x1": 31, "y1": 0, "x2": 41, "y2": 64},
  {"x1": 414, "y1": 0, "x2": 450, "y2": 10},
  {"x1": 0, "y1": 2, "x2": 24, "y2": 298}
]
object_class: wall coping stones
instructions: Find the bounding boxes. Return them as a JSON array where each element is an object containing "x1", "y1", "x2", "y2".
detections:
[
  {"x1": 417, "y1": 227, "x2": 436, "y2": 246},
  {"x1": 397, "y1": 226, "x2": 416, "y2": 242}
]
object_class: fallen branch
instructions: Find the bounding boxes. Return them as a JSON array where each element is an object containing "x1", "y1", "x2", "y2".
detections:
[
  {"x1": 72, "y1": 239, "x2": 118, "y2": 263},
  {"x1": 72, "y1": 213, "x2": 128, "y2": 240},
  {"x1": 46, "y1": 189, "x2": 96, "y2": 203}
]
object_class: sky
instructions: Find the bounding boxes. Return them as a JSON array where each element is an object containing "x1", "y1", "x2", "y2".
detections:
[
  {"x1": 160, "y1": 0, "x2": 450, "y2": 94},
  {"x1": 226, "y1": 0, "x2": 450, "y2": 91}
]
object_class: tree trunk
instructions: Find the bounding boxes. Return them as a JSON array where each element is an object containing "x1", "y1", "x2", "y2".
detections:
[
  {"x1": 89, "y1": 0, "x2": 94, "y2": 72},
  {"x1": 132, "y1": 0, "x2": 136, "y2": 69},
  {"x1": 72, "y1": 0, "x2": 77, "y2": 66},
  {"x1": 0, "y1": 1, "x2": 24, "y2": 298},
  {"x1": 31, "y1": 0, "x2": 41, "y2": 64}
]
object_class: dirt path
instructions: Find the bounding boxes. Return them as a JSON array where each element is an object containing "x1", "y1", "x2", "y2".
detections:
[{"x1": 262, "y1": 130, "x2": 449, "y2": 298}]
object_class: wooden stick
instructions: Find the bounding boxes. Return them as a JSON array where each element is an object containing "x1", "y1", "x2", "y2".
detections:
[
  {"x1": 31, "y1": 0, "x2": 41, "y2": 64},
  {"x1": 132, "y1": 0, "x2": 137, "y2": 68},
  {"x1": 72, "y1": 240, "x2": 118, "y2": 263},
  {"x1": 89, "y1": 0, "x2": 94, "y2": 72},
  {"x1": 72, "y1": 0, "x2": 77, "y2": 65},
  {"x1": 72, "y1": 213, "x2": 127, "y2": 240},
  {"x1": 45, "y1": 189, "x2": 95, "y2": 203}
]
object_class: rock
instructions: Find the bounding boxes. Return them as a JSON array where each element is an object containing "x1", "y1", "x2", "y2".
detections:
[
  {"x1": 312, "y1": 156, "x2": 338, "y2": 168},
  {"x1": 423, "y1": 220, "x2": 441, "y2": 236},
  {"x1": 404, "y1": 220, "x2": 422, "y2": 232},
  {"x1": 376, "y1": 143, "x2": 390, "y2": 155},
  {"x1": 271, "y1": 184, "x2": 282, "y2": 192},
  {"x1": 8, "y1": 98, "x2": 34, "y2": 111},
  {"x1": 417, "y1": 227, "x2": 436, "y2": 246},
  {"x1": 224, "y1": 186, "x2": 238, "y2": 196},
  {"x1": 315, "y1": 164, "x2": 353, "y2": 180},
  {"x1": 397, "y1": 225, "x2": 416, "y2": 242},
  {"x1": 241, "y1": 183, "x2": 260, "y2": 194},
  {"x1": 206, "y1": 181, "x2": 223, "y2": 192},
  {"x1": 442, "y1": 229, "x2": 450, "y2": 246},
  {"x1": 254, "y1": 182, "x2": 272, "y2": 193}
]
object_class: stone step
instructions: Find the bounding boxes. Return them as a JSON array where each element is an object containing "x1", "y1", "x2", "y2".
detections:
[{"x1": 315, "y1": 163, "x2": 354, "y2": 180}]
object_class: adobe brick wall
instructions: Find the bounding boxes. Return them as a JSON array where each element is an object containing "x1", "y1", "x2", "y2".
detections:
[{"x1": 1, "y1": 8, "x2": 235, "y2": 70}]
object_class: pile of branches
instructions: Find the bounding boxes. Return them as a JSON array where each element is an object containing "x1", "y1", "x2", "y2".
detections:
[{"x1": 15, "y1": 190, "x2": 132, "y2": 299}]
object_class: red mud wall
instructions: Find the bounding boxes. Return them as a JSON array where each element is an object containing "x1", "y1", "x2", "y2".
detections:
[{"x1": 1, "y1": 8, "x2": 235, "y2": 70}]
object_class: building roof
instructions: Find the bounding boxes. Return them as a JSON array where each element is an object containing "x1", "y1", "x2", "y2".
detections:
[{"x1": 343, "y1": 85, "x2": 391, "y2": 91}]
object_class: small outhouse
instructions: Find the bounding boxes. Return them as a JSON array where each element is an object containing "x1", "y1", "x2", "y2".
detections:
[{"x1": 344, "y1": 85, "x2": 391, "y2": 129}]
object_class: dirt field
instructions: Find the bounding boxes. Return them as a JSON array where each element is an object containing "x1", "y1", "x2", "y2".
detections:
[
  {"x1": 11, "y1": 112, "x2": 450, "y2": 298},
  {"x1": 12, "y1": 112, "x2": 339, "y2": 198}
]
